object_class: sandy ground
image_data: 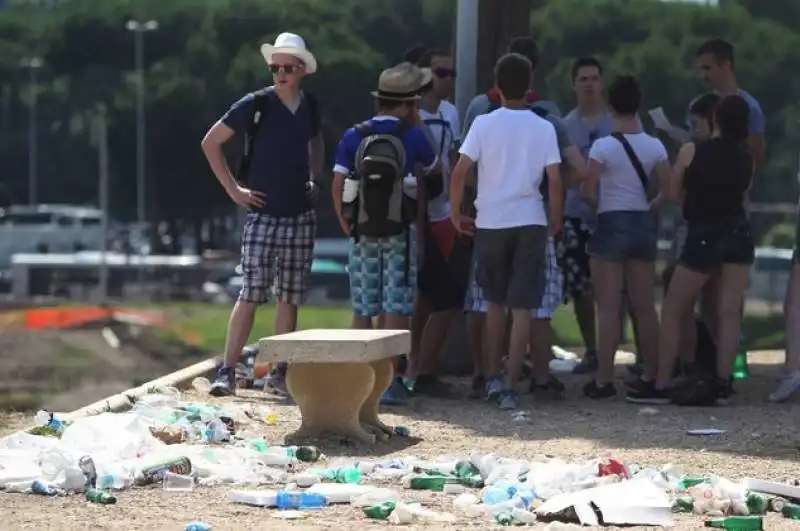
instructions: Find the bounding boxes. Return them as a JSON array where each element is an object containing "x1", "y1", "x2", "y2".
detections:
[{"x1": 1, "y1": 351, "x2": 799, "y2": 530}]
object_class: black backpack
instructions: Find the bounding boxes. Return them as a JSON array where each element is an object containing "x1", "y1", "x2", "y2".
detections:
[
  {"x1": 487, "y1": 100, "x2": 552, "y2": 200},
  {"x1": 351, "y1": 120, "x2": 410, "y2": 238},
  {"x1": 235, "y1": 88, "x2": 319, "y2": 186}
]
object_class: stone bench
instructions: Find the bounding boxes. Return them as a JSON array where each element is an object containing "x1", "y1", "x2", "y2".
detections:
[{"x1": 258, "y1": 329, "x2": 410, "y2": 444}]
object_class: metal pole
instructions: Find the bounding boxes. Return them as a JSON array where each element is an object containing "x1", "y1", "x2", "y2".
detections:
[
  {"x1": 27, "y1": 62, "x2": 39, "y2": 204},
  {"x1": 97, "y1": 106, "x2": 109, "y2": 303},
  {"x1": 134, "y1": 29, "x2": 146, "y2": 236},
  {"x1": 455, "y1": 0, "x2": 479, "y2": 125}
]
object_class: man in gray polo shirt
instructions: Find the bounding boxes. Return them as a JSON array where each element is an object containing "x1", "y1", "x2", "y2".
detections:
[{"x1": 561, "y1": 57, "x2": 611, "y2": 374}]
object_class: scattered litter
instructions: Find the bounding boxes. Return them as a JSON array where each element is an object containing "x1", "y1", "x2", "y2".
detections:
[
  {"x1": 639, "y1": 407, "x2": 659, "y2": 415},
  {"x1": 5, "y1": 394, "x2": 800, "y2": 528},
  {"x1": 511, "y1": 411, "x2": 532, "y2": 425},
  {"x1": 687, "y1": 429, "x2": 726, "y2": 436}
]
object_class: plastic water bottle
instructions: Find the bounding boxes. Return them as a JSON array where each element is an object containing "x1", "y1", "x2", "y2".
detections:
[
  {"x1": 732, "y1": 336, "x2": 750, "y2": 380},
  {"x1": 184, "y1": 522, "x2": 212, "y2": 531},
  {"x1": 482, "y1": 484, "x2": 516, "y2": 505},
  {"x1": 274, "y1": 491, "x2": 327, "y2": 510},
  {"x1": 31, "y1": 480, "x2": 60, "y2": 496},
  {"x1": 34, "y1": 410, "x2": 63, "y2": 432}
]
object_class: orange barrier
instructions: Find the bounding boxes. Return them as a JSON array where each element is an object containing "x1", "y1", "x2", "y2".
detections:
[
  {"x1": 23, "y1": 306, "x2": 113, "y2": 330},
  {"x1": 17, "y1": 305, "x2": 201, "y2": 346}
]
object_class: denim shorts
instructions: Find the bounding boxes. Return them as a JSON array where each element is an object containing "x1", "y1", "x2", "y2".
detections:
[
  {"x1": 680, "y1": 218, "x2": 754, "y2": 274},
  {"x1": 588, "y1": 211, "x2": 657, "y2": 262}
]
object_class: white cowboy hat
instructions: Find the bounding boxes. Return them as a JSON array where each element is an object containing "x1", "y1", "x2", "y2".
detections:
[
  {"x1": 260, "y1": 32, "x2": 317, "y2": 74},
  {"x1": 371, "y1": 62, "x2": 432, "y2": 101}
]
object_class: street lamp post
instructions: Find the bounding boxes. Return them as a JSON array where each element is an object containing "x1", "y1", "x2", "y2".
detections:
[
  {"x1": 22, "y1": 57, "x2": 42, "y2": 204},
  {"x1": 125, "y1": 19, "x2": 158, "y2": 235}
]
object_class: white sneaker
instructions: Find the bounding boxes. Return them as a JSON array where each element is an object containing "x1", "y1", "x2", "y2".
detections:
[{"x1": 768, "y1": 371, "x2": 800, "y2": 403}]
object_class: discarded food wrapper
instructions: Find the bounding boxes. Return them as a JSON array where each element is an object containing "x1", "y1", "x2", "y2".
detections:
[
  {"x1": 149, "y1": 425, "x2": 184, "y2": 445},
  {"x1": 687, "y1": 429, "x2": 726, "y2": 436}
]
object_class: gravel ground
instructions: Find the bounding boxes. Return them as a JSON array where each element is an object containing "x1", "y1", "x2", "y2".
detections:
[{"x1": 1, "y1": 351, "x2": 799, "y2": 530}]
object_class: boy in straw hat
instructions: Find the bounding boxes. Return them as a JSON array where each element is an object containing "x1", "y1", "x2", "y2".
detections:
[
  {"x1": 201, "y1": 32, "x2": 323, "y2": 397},
  {"x1": 331, "y1": 62, "x2": 441, "y2": 405}
]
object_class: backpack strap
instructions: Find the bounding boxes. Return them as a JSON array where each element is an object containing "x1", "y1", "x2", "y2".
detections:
[
  {"x1": 610, "y1": 132, "x2": 649, "y2": 192},
  {"x1": 236, "y1": 88, "x2": 272, "y2": 185}
]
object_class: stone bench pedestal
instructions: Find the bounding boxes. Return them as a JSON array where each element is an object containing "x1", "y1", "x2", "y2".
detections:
[{"x1": 258, "y1": 329, "x2": 410, "y2": 444}]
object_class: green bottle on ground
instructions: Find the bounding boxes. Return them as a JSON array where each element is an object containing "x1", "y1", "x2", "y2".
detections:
[
  {"x1": 85, "y1": 488, "x2": 117, "y2": 505},
  {"x1": 363, "y1": 501, "x2": 396, "y2": 519},
  {"x1": 407, "y1": 476, "x2": 450, "y2": 491},
  {"x1": 705, "y1": 515, "x2": 763, "y2": 530},
  {"x1": 745, "y1": 492, "x2": 769, "y2": 514},
  {"x1": 732, "y1": 336, "x2": 750, "y2": 380},
  {"x1": 782, "y1": 502, "x2": 800, "y2": 520}
]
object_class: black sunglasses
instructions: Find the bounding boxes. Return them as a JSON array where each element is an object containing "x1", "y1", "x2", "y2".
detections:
[
  {"x1": 269, "y1": 64, "x2": 299, "y2": 74},
  {"x1": 433, "y1": 68, "x2": 456, "y2": 79}
]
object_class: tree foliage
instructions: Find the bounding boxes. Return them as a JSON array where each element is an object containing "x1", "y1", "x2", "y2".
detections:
[{"x1": 0, "y1": 0, "x2": 797, "y2": 241}]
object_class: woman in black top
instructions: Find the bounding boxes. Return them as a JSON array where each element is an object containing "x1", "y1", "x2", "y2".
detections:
[{"x1": 632, "y1": 95, "x2": 754, "y2": 405}]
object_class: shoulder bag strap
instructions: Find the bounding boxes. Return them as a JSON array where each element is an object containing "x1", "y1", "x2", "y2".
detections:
[{"x1": 610, "y1": 132, "x2": 649, "y2": 192}]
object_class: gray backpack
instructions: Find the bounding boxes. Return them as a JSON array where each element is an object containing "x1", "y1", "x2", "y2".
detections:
[{"x1": 352, "y1": 120, "x2": 410, "y2": 238}]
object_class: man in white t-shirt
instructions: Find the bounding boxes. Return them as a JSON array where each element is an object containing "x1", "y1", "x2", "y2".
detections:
[
  {"x1": 450, "y1": 52, "x2": 563, "y2": 410},
  {"x1": 406, "y1": 49, "x2": 471, "y2": 397}
]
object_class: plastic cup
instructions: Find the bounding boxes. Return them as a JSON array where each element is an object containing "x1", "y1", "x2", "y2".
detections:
[{"x1": 163, "y1": 472, "x2": 194, "y2": 492}]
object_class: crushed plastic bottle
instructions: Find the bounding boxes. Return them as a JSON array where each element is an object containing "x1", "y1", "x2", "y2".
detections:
[
  {"x1": 363, "y1": 501, "x2": 396, "y2": 519},
  {"x1": 34, "y1": 410, "x2": 64, "y2": 433},
  {"x1": 274, "y1": 491, "x2": 327, "y2": 510},
  {"x1": 782, "y1": 503, "x2": 800, "y2": 520},
  {"x1": 31, "y1": 479, "x2": 61, "y2": 496},
  {"x1": 313, "y1": 466, "x2": 360, "y2": 484},
  {"x1": 184, "y1": 522, "x2": 212, "y2": 531},
  {"x1": 191, "y1": 377, "x2": 212, "y2": 394}
]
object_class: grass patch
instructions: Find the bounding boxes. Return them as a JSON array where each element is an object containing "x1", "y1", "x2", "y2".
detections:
[
  {"x1": 54, "y1": 344, "x2": 95, "y2": 370},
  {"x1": 114, "y1": 302, "x2": 787, "y2": 353}
]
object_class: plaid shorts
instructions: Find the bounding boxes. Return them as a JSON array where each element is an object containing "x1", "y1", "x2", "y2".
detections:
[
  {"x1": 465, "y1": 238, "x2": 563, "y2": 319},
  {"x1": 348, "y1": 225, "x2": 418, "y2": 318},
  {"x1": 239, "y1": 210, "x2": 316, "y2": 305}
]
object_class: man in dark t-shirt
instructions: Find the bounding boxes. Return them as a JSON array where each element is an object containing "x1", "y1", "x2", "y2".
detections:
[{"x1": 201, "y1": 33, "x2": 324, "y2": 397}]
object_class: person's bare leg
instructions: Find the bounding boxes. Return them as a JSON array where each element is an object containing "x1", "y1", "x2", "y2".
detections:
[
  {"x1": 274, "y1": 301, "x2": 298, "y2": 335},
  {"x1": 504, "y1": 308, "x2": 531, "y2": 390},
  {"x1": 416, "y1": 309, "x2": 457, "y2": 376},
  {"x1": 573, "y1": 295, "x2": 597, "y2": 353},
  {"x1": 655, "y1": 267, "x2": 708, "y2": 388},
  {"x1": 623, "y1": 260, "x2": 660, "y2": 381},
  {"x1": 485, "y1": 302, "x2": 506, "y2": 394},
  {"x1": 466, "y1": 311, "x2": 486, "y2": 377},
  {"x1": 715, "y1": 264, "x2": 750, "y2": 382},
  {"x1": 700, "y1": 275, "x2": 720, "y2": 340},
  {"x1": 591, "y1": 259, "x2": 624, "y2": 386},
  {"x1": 407, "y1": 294, "x2": 430, "y2": 378},
  {"x1": 352, "y1": 315, "x2": 373, "y2": 329},
  {"x1": 529, "y1": 318, "x2": 553, "y2": 384},
  {"x1": 785, "y1": 264, "x2": 800, "y2": 374},
  {"x1": 223, "y1": 301, "x2": 258, "y2": 367},
  {"x1": 770, "y1": 263, "x2": 800, "y2": 402},
  {"x1": 678, "y1": 309, "x2": 698, "y2": 369}
]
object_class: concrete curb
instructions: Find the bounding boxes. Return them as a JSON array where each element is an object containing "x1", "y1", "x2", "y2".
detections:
[
  {"x1": 61, "y1": 356, "x2": 220, "y2": 422},
  {"x1": 4, "y1": 357, "x2": 220, "y2": 439}
]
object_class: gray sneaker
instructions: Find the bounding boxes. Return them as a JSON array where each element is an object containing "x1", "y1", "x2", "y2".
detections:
[
  {"x1": 769, "y1": 371, "x2": 800, "y2": 403},
  {"x1": 265, "y1": 364, "x2": 289, "y2": 397},
  {"x1": 498, "y1": 390, "x2": 520, "y2": 410},
  {"x1": 209, "y1": 367, "x2": 235, "y2": 397},
  {"x1": 484, "y1": 376, "x2": 505, "y2": 401}
]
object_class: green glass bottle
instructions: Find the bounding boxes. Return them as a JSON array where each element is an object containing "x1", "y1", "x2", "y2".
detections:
[
  {"x1": 85, "y1": 488, "x2": 117, "y2": 505},
  {"x1": 745, "y1": 492, "x2": 769, "y2": 514},
  {"x1": 732, "y1": 336, "x2": 750, "y2": 380},
  {"x1": 782, "y1": 502, "x2": 800, "y2": 520},
  {"x1": 705, "y1": 516, "x2": 763, "y2": 530},
  {"x1": 671, "y1": 496, "x2": 694, "y2": 513},
  {"x1": 408, "y1": 476, "x2": 450, "y2": 491},
  {"x1": 293, "y1": 446, "x2": 322, "y2": 463},
  {"x1": 363, "y1": 501, "x2": 396, "y2": 519}
]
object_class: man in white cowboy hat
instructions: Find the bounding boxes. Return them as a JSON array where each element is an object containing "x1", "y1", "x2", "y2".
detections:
[
  {"x1": 201, "y1": 32, "x2": 324, "y2": 397},
  {"x1": 331, "y1": 62, "x2": 441, "y2": 406}
]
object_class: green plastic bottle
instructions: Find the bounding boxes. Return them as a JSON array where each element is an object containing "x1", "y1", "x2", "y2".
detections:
[
  {"x1": 85, "y1": 488, "x2": 117, "y2": 505},
  {"x1": 732, "y1": 336, "x2": 750, "y2": 380},
  {"x1": 782, "y1": 502, "x2": 800, "y2": 520},
  {"x1": 454, "y1": 460, "x2": 480, "y2": 478},
  {"x1": 313, "y1": 466, "x2": 360, "y2": 483},
  {"x1": 292, "y1": 446, "x2": 322, "y2": 463},
  {"x1": 705, "y1": 516, "x2": 763, "y2": 530},
  {"x1": 678, "y1": 476, "x2": 711, "y2": 489},
  {"x1": 494, "y1": 512, "x2": 514, "y2": 525},
  {"x1": 363, "y1": 501, "x2": 396, "y2": 519}
]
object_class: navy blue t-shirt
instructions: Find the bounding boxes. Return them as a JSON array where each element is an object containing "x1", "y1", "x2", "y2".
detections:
[{"x1": 221, "y1": 89, "x2": 320, "y2": 217}]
